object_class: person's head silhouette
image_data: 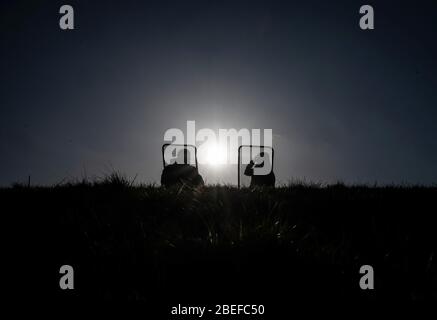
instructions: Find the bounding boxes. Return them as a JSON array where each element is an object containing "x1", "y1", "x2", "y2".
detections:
[{"x1": 176, "y1": 148, "x2": 191, "y2": 165}]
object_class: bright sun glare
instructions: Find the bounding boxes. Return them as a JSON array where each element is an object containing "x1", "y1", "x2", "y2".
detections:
[{"x1": 205, "y1": 143, "x2": 227, "y2": 166}]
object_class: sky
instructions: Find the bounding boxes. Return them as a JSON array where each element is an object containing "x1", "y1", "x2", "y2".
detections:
[{"x1": 1, "y1": 0, "x2": 436, "y2": 186}]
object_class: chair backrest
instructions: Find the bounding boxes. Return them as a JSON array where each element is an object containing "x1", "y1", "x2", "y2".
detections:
[{"x1": 162, "y1": 143, "x2": 198, "y2": 169}]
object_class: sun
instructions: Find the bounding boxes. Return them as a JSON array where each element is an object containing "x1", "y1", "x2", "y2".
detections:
[{"x1": 205, "y1": 142, "x2": 227, "y2": 166}]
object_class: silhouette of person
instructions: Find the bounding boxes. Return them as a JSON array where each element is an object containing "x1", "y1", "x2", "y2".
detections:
[
  {"x1": 161, "y1": 148, "x2": 204, "y2": 187},
  {"x1": 244, "y1": 151, "x2": 275, "y2": 187}
]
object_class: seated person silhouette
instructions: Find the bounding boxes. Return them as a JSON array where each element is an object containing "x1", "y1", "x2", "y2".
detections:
[
  {"x1": 244, "y1": 151, "x2": 275, "y2": 187},
  {"x1": 161, "y1": 148, "x2": 204, "y2": 187}
]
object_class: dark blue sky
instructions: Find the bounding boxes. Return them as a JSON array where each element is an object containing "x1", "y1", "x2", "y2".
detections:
[{"x1": 1, "y1": 0, "x2": 436, "y2": 185}]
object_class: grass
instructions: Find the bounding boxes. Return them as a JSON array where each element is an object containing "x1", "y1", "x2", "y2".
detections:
[{"x1": 3, "y1": 174, "x2": 437, "y2": 303}]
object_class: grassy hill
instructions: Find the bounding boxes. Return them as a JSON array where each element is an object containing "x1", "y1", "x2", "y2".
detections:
[{"x1": 3, "y1": 174, "x2": 436, "y2": 305}]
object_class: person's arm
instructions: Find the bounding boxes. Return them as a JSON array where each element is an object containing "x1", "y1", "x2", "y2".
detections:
[
  {"x1": 254, "y1": 161, "x2": 264, "y2": 168},
  {"x1": 244, "y1": 161, "x2": 254, "y2": 176}
]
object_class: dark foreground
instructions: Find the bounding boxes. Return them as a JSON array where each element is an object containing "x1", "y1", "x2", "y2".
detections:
[{"x1": 3, "y1": 176, "x2": 437, "y2": 310}]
